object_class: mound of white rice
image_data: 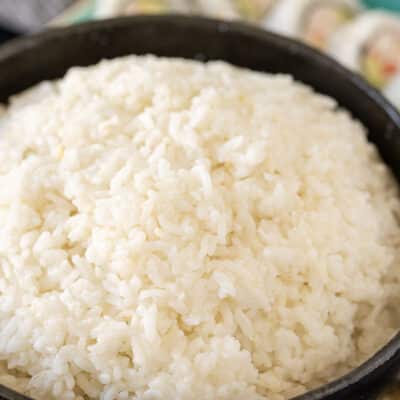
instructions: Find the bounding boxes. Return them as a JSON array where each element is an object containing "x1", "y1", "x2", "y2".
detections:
[{"x1": 0, "y1": 56, "x2": 399, "y2": 400}]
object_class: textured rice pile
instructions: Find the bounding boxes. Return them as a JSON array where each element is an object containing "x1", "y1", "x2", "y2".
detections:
[{"x1": 0, "y1": 56, "x2": 399, "y2": 400}]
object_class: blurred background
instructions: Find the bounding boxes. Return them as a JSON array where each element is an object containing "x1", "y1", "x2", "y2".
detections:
[
  {"x1": 0, "y1": 0, "x2": 399, "y2": 399},
  {"x1": 0, "y1": 0, "x2": 399, "y2": 110}
]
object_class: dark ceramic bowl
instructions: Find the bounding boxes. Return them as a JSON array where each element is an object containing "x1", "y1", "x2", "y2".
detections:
[{"x1": 0, "y1": 15, "x2": 399, "y2": 400}]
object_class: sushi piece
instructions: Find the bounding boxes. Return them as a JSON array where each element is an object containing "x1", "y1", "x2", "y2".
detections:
[
  {"x1": 194, "y1": 0, "x2": 276, "y2": 22},
  {"x1": 264, "y1": 0, "x2": 361, "y2": 50},
  {"x1": 233, "y1": 0, "x2": 277, "y2": 22},
  {"x1": 384, "y1": 73, "x2": 400, "y2": 109},
  {"x1": 125, "y1": 0, "x2": 194, "y2": 14},
  {"x1": 94, "y1": 0, "x2": 275, "y2": 23},
  {"x1": 329, "y1": 12, "x2": 400, "y2": 88},
  {"x1": 193, "y1": 0, "x2": 240, "y2": 19},
  {"x1": 94, "y1": 0, "x2": 194, "y2": 18}
]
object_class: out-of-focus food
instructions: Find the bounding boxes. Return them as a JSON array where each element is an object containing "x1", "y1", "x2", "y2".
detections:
[
  {"x1": 94, "y1": 0, "x2": 276, "y2": 20},
  {"x1": 329, "y1": 11, "x2": 400, "y2": 88},
  {"x1": 384, "y1": 74, "x2": 400, "y2": 108},
  {"x1": 233, "y1": 0, "x2": 276, "y2": 21},
  {"x1": 94, "y1": 0, "x2": 193, "y2": 17},
  {"x1": 265, "y1": 0, "x2": 361, "y2": 49},
  {"x1": 192, "y1": 0, "x2": 239, "y2": 19}
]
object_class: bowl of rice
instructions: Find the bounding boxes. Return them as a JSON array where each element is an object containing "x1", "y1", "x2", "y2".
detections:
[{"x1": 0, "y1": 15, "x2": 399, "y2": 400}]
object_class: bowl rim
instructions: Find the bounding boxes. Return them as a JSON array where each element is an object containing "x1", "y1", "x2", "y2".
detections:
[{"x1": 0, "y1": 14, "x2": 399, "y2": 400}]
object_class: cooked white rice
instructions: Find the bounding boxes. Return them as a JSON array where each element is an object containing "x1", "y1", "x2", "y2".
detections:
[{"x1": 0, "y1": 56, "x2": 399, "y2": 400}]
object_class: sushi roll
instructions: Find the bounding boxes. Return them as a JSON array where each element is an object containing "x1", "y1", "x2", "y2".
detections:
[
  {"x1": 94, "y1": 0, "x2": 194, "y2": 18},
  {"x1": 196, "y1": 0, "x2": 276, "y2": 22},
  {"x1": 94, "y1": 0, "x2": 275, "y2": 23},
  {"x1": 193, "y1": 0, "x2": 240, "y2": 19},
  {"x1": 329, "y1": 12, "x2": 400, "y2": 88},
  {"x1": 233, "y1": 0, "x2": 277, "y2": 22},
  {"x1": 384, "y1": 73, "x2": 400, "y2": 109},
  {"x1": 264, "y1": 0, "x2": 361, "y2": 50}
]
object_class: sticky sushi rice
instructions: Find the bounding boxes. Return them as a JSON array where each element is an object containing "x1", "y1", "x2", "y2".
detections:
[
  {"x1": 1, "y1": 55, "x2": 400, "y2": 400},
  {"x1": 329, "y1": 11, "x2": 400, "y2": 89},
  {"x1": 264, "y1": 0, "x2": 361, "y2": 49}
]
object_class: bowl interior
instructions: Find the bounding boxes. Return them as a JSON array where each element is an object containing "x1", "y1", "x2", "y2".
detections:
[{"x1": 0, "y1": 15, "x2": 399, "y2": 400}]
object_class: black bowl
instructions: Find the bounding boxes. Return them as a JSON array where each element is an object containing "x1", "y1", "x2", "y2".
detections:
[{"x1": 0, "y1": 15, "x2": 399, "y2": 400}]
